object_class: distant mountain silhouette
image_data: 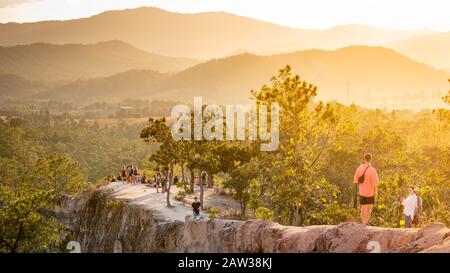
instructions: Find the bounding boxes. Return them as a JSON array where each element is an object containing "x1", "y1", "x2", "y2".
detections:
[
  {"x1": 0, "y1": 40, "x2": 200, "y2": 82},
  {"x1": 389, "y1": 31, "x2": 450, "y2": 69},
  {"x1": 0, "y1": 7, "x2": 435, "y2": 60},
  {"x1": 0, "y1": 74, "x2": 46, "y2": 97},
  {"x1": 36, "y1": 69, "x2": 168, "y2": 101},
  {"x1": 36, "y1": 46, "x2": 449, "y2": 107},
  {"x1": 259, "y1": 24, "x2": 435, "y2": 55}
]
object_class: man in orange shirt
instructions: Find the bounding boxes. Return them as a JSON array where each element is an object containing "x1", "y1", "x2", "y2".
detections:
[{"x1": 354, "y1": 153, "x2": 379, "y2": 225}]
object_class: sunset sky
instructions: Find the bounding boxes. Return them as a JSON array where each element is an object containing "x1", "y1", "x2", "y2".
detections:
[{"x1": 0, "y1": 0, "x2": 449, "y2": 31}]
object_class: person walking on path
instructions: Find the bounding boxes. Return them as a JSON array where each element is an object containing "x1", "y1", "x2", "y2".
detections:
[
  {"x1": 401, "y1": 186, "x2": 418, "y2": 228},
  {"x1": 156, "y1": 173, "x2": 161, "y2": 193},
  {"x1": 353, "y1": 153, "x2": 379, "y2": 225}
]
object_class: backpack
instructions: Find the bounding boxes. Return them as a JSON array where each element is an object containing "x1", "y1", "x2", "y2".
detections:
[
  {"x1": 415, "y1": 196, "x2": 423, "y2": 215},
  {"x1": 358, "y1": 165, "x2": 370, "y2": 184}
]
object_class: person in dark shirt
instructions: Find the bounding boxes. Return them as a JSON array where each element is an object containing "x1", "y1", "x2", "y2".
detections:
[
  {"x1": 191, "y1": 197, "x2": 201, "y2": 217},
  {"x1": 156, "y1": 173, "x2": 161, "y2": 193}
]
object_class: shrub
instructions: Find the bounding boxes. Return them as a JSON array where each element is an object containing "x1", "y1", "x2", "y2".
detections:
[
  {"x1": 175, "y1": 190, "x2": 186, "y2": 201},
  {"x1": 208, "y1": 207, "x2": 220, "y2": 220},
  {"x1": 107, "y1": 200, "x2": 124, "y2": 208},
  {"x1": 255, "y1": 207, "x2": 273, "y2": 221}
]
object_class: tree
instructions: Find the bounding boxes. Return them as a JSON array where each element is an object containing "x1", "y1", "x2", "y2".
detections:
[
  {"x1": 0, "y1": 187, "x2": 63, "y2": 253},
  {"x1": 141, "y1": 117, "x2": 181, "y2": 207},
  {"x1": 224, "y1": 160, "x2": 259, "y2": 218},
  {"x1": 30, "y1": 153, "x2": 92, "y2": 198},
  {"x1": 250, "y1": 66, "x2": 350, "y2": 225},
  {"x1": 433, "y1": 79, "x2": 450, "y2": 123}
]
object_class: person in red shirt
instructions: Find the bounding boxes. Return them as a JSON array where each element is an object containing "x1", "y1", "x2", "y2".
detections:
[{"x1": 354, "y1": 153, "x2": 379, "y2": 225}]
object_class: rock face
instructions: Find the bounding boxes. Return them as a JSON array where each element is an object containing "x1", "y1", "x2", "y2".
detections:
[
  {"x1": 182, "y1": 218, "x2": 449, "y2": 253},
  {"x1": 56, "y1": 187, "x2": 449, "y2": 253},
  {"x1": 56, "y1": 190, "x2": 183, "y2": 252}
]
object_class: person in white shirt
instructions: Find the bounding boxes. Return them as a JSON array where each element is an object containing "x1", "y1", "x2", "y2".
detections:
[{"x1": 401, "y1": 186, "x2": 418, "y2": 228}]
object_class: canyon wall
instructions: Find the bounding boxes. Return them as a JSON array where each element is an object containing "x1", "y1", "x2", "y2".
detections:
[{"x1": 54, "y1": 187, "x2": 450, "y2": 253}]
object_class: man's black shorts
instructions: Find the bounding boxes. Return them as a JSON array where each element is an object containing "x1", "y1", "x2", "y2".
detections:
[{"x1": 360, "y1": 196, "x2": 375, "y2": 205}]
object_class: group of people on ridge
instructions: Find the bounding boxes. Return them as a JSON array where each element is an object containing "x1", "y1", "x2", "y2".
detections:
[
  {"x1": 149, "y1": 173, "x2": 181, "y2": 193},
  {"x1": 109, "y1": 154, "x2": 424, "y2": 227},
  {"x1": 117, "y1": 164, "x2": 146, "y2": 184},
  {"x1": 354, "y1": 153, "x2": 423, "y2": 228}
]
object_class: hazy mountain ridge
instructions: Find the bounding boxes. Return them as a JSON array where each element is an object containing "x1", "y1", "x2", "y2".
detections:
[
  {"x1": 0, "y1": 7, "x2": 440, "y2": 63},
  {"x1": 0, "y1": 74, "x2": 46, "y2": 97},
  {"x1": 35, "y1": 46, "x2": 449, "y2": 107},
  {"x1": 258, "y1": 24, "x2": 435, "y2": 54},
  {"x1": 166, "y1": 46, "x2": 449, "y2": 105},
  {"x1": 1, "y1": 7, "x2": 448, "y2": 108},
  {"x1": 0, "y1": 40, "x2": 200, "y2": 82},
  {"x1": 388, "y1": 31, "x2": 450, "y2": 69},
  {"x1": 35, "y1": 69, "x2": 169, "y2": 101},
  {"x1": 0, "y1": 7, "x2": 309, "y2": 59}
]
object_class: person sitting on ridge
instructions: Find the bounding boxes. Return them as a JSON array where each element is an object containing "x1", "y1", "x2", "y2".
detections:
[{"x1": 191, "y1": 197, "x2": 201, "y2": 217}]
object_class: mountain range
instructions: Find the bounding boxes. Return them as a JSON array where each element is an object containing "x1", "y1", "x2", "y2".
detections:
[
  {"x1": 35, "y1": 46, "x2": 449, "y2": 107},
  {"x1": 0, "y1": 7, "x2": 449, "y2": 109},
  {"x1": 0, "y1": 7, "x2": 448, "y2": 69},
  {"x1": 0, "y1": 74, "x2": 46, "y2": 97},
  {"x1": 0, "y1": 40, "x2": 200, "y2": 82},
  {"x1": 387, "y1": 31, "x2": 450, "y2": 70}
]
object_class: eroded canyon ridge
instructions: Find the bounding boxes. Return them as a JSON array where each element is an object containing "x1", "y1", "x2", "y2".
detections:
[{"x1": 54, "y1": 185, "x2": 450, "y2": 253}]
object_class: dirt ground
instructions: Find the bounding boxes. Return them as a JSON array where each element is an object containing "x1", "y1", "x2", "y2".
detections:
[{"x1": 104, "y1": 182, "x2": 240, "y2": 222}]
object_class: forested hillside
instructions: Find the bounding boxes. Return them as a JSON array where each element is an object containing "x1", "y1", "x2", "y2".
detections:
[
  {"x1": 0, "y1": 41, "x2": 200, "y2": 82},
  {"x1": 140, "y1": 66, "x2": 449, "y2": 227},
  {"x1": 1, "y1": 65, "x2": 448, "y2": 253},
  {"x1": 30, "y1": 46, "x2": 449, "y2": 108}
]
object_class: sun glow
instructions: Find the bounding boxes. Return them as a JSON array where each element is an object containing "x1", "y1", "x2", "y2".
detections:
[{"x1": 0, "y1": 0, "x2": 449, "y2": 31}]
